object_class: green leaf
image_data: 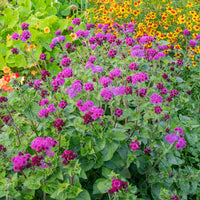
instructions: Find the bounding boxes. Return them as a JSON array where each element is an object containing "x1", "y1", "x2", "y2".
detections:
[
  {"x1": 0, "y1": 54, "x2": 6, "y2": 69},
  {"x1": 136, "y1": 155, "x2": 151, "y2": 175},
  {"x1": 24, "y1": 173, "x2": 43, "y2": 190},
  {"x1": 76, "y1": 189, "x2": 91, "y2": 200},
  {"x1": 0, "y1": 44, "x2": 7, "y2": 56},
  {"x1": 47, "y1": 7, "x2": 57, "y2": 16},
  {"x1": 4, "y1": 8, "x2": 19, "y2": 28},
  {"x1": 101, "y1": 141, "x2": 119, "y2": 161},
  {"x1": 15, "y1": 54, "x2": 27, "y2": 68},
  {"x1": 93, "y1": 178, "x2": 111, "y2": 194},
  {"x1": 24, "y1": 101, "x2": 41, "y2": 121}
]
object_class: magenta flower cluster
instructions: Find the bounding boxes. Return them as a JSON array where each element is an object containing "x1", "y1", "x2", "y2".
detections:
[
  {"x1": 108, "y1": 179, "x2": 128, "y2": 195},
  {"x1": 11, "y1": 152, "x2": 32, "y2": 172},
  {"x1": 130, "y1": 139, "x2": 140, "y2": 152},
  {"x1": 61, "y1": 150, "x2": 78, "y2": 165},
  {"x1": 31, "y1": 136, "x2": 58, "y2": 157}
]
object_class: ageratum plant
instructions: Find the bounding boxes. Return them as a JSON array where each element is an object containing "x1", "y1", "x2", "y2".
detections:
[{"x1": 0, "y1": 18, "x2": 200, "y2": 200}]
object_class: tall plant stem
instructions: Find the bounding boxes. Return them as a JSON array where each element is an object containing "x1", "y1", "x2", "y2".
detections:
[{"x1": 58, "y1": 133, "x2": 61, "y2": 153}]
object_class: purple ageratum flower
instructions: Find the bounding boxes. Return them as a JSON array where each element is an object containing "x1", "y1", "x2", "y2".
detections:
[
  {"x1": 38, "y1": 108, "x2": 49, "y2": 118},
  {"x1": 150, "y1": 93, "x2": 163, "y2": 105},
  {"x1": 86, "y1": 23, "x2": 96, "y2": 30},
  {"x1": 91, "y1": 106, "x2": 104, "y2": 120},
  {"x1": 68, "y1": 26, "x2": 73, "y2": 31},
  {"x1": 49, "y1": 43, "x2": 56, "y2": 49},
  {"x1": 72, "y1": 18, "x2": 81, "y2": 25},
  {"x1": 154, "y1": 106, "x2": 162, "y2": 114},
  {"x1": 88, "y1": 56, "x2": 97, "y2": 63},
  {"x1": 129, "y1": 63, "x2": 138, "y2": 71},
  {"x1": 11, "y1": 32, "x2": 20, "y2": 40},
  {"x1": 72, "y1": 80, "x2": 82, "y2": 92},
  {"x1": 55, "y1": 30, "x2": 62, "y2": 36},
  {"x1": 165, "y1": 133, "x2": 180, "y2": 144},
  {"x1": 196, "y1": 35, "x2": 200, "y2": 40},
  {"x1": 39, "y1": 99, "x2": 49, "y2": 107},
  {"x1": 108, "y1": 49, "x2": 117, "y2": 58},
  {"x1": 189, "y1": 40, "x2": 197, "y2": 47},
  {"x1": 99, "y1": 76, "x2": 112, "y2": 87},
  {"x1": 21, "y1": 23, "x2": 30, "y2": 30},
  {"x1": 89, "y1": 36, "x2": 96, "y2": 44},
  {"x1": 174, "y1": 127, "x2": 184, "y2": 136},
  {"x1": 183, "y1": 29, "x2": 190, "y2": 36},
  {"x1": 21, "y1": 30, "x2": 31, "y2": 42},
  {"x1": 114, "y1": 108, "x2": 123, "y2": 117},
  {"x1": 110, "y1": 85, "x2": 125, "y2": 96},
  {"x1": 90, "y1": 44, "x2": 98, "y2": 50},
  {"x1": 79, "y1": 100, "x2": 94, "y2": 112},
  {"x1": 139, "y1": 36, "x2": 154, "y2": 44},
  {"x1": 84, "y1": 82, "x2": 94, "y2": 91},
  {"x1": 131, "y1": 46, "x2": 145, "y2": 58},
  {"x1": 110, "y1": 68, "x2": 122, "y2": 79},
  {"x1": 100, "y1": 88, "x2": 113, "y2": 101},
  {"x1": 125, "y1": 37, "x2": 135, "y2": 46},
  {"x1": 58, "y1": 101, "x2": 67, "y2": 109},
  {"x1": 92, "y1": 66, "x2": 104, "y2": 74},
  {"x1": 61, "y1": 57, "x2": 71, "y2": 67},
  {"x1": 65, "y1": 42, "x2": 72, "y2": 49},
  {"x1": 11, "y1": 48, "x2": 19, "y2": 54},
  {"x1": 62, "y1": 67, "x2": 73, "y2": 78},
  {"x1": 58, "y1": 35, "x2": 65, "y2": 42},
  {"x1": 40, "y1": 54, "x2": 46, "y2": 60},
  {"x1": 48, "y1": 104, "x2": 56, "y2": 113},
  {"x1": 52, "y1": 37, "x2": 60, "y2": 44},
  {"x1": 175, "y1": 137, "x2": 186, "y2": 150},
  {"x1": 132, "y1": 72, "x2": 149, "y2": 85},
  {"x1": 97, "y1": 24, "x2": 103, "y2": 29},
  {"x1": 49, "y1": 58, "x2": 54, "y2": 62},
  {"x1": 66, "y1": 86, "x2": 77, "y2": 98}
]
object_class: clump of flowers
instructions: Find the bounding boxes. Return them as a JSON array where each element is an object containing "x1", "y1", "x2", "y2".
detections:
[
  {"x1": 11, "y1": 152, "x2": 32, "y2": 171},
  {"x1": 108, "y1": 179, "x2": 128, "y2": 195},
  {"x1": 150, "y1": 93, "x2": 163, "y2": 105},
  {"x1": 61, "y1": 150, "x2": 78, "y2": 165},
  {"x1": 165, "y1": 127, "x2": 186, "y2": 150},
  {"x1": 130, "y1": 139, "x2": 140, "y2": 152},
  {"x1": 53, "y1": 118, "x2": 66, "y2": 132},
  {"x1": 31, "y1": 136, "x2": 58, "y2": 157}
]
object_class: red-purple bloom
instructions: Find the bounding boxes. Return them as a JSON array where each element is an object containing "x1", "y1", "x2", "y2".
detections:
[
  {"x1": 189, "y1": 40, "x2": 197, "y2": 47},
  {"x1": 40, "y1": 54, "x2": 46, "y2": 60},
  {"x1": 154, "y1": 106, "x2": 162, "y2": 114},
  {"x1": 84, "y1": 83, "x2": 94, "y2": 91},
  {"x1": 150, "y1": 93, "x2": 163, "y2": 105},
  {"x1": 58, "y1": 101, "x2": 67, "y2": 109},
  {"x1": 108, "y1": 49, "x2": 117, "y2": 58},
  {"x1": 21, "y1": 23, "x2": 30, "y2": 30},
  {"x1": 61, "y1": 57, "x2": 72, "y2": 67},
  {"x1": 39, "y1": 99, "x2": 49, "y2": 107},
  {"x1": 72, "y1": 18, "x2": 81, "y2": 25},
  {"x1": 183, "y1": 29, "x2": 190, "y2": 36},
  {"x1": 21, "y1": 30, "x2": 31, "y2": 42},
  {"x1": 55, "y1": 30, "x2": 62, "y2": 36},
  {"x1": 53, "y1": 118, "x2": 66, "y2": 131},
  {"x1": 11, "y1": 32, "x2": 20, "y2": 40},
  {"x1": 11, "y1": 48, "x2": 19, "y2": 54},
  {"x1": 130, "y1": 139, "x2": 140, "y2": 151},
  {"x1": 114, "y1": 108, "x2": 123, "y2": 117}
]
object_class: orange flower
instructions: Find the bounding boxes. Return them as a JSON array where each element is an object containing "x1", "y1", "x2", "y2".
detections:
[
  {"x1": 70, "y1": 33, "x2": 77, "y2": 41},
  {"x1": 44, "y1": 27, "x2": 50, "y2": 33},
  {"x1": 31, "y1": 71, "x2": 37, "y2": 75},
  {"x1": 4, "y1": 75, "x2": 11, "y2": 82},
  {"x1": 66, "y1": 16, "x2": 71, "y2": 20},
  {"x1": 35, "y1": 24, "x2": 39, "y2": 29},
  {"x1": 7, "y1": 34, "x2": 11, "y2": 41},
  {"x1": 3, "y1": 67, "x2": 11, "y2": 74},
  {"x1": 2, "y1": 85, "x2": 14, "y2": 92}
]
